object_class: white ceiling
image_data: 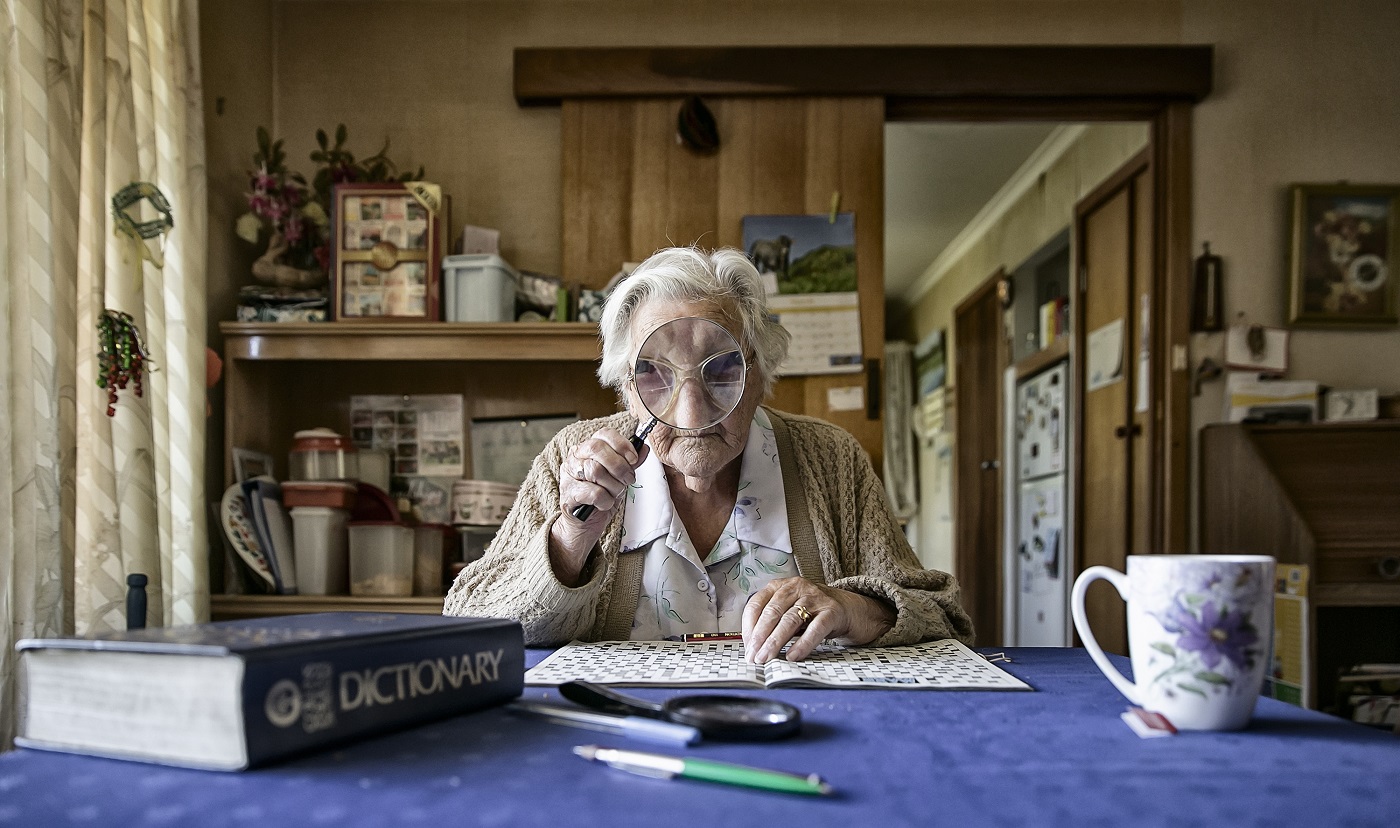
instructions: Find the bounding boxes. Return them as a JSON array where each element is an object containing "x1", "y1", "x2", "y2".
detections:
[{"x1": 884, "y1": 122, "x2": 1061, "y2": 304}]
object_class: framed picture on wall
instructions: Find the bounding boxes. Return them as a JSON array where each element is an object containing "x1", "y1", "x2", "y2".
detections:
[
  {"x1": 330, "y1": 182, "x2": 445, "y2": 321},
  {"x1": 1287, "y1": 183, "x2": 1400, "y2": 326}
]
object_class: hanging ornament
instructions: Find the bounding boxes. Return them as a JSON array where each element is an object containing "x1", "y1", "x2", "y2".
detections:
[
  {"x1": 97, "y1": 310, "x2": 152, "y2": 417},
  {"x1": 676, "y1": 95, "x2": 720, "y2": 154},
  {"x1": 111, "y1": 182, "x2": 174, "y2": 288}
]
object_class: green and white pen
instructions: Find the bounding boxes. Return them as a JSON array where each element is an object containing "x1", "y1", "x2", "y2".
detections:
[{"x1": 572, "y1": 745, "x2": 832, "y2": 796}]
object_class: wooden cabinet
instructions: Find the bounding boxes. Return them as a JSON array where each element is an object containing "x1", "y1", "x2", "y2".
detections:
[
  {"x1": 1199, "y1": 422, "x2": 1400, "y2": 709},
  {"x1": 216, "y1": 321, "x2": 617, "y2": 617}
]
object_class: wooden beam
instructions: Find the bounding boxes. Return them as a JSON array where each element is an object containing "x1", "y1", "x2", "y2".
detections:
[
  {"x1": 515, "y1": 45, "x2": 1213, "y2": 106},
  {"x1": 1155, "y1": 102, "x2": 1193, "y2": 555}
]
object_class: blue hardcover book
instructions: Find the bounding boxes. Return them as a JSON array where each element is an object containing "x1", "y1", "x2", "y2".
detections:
[{"x1": 16, "y1": 612, "x2": 523, "y2": 770}]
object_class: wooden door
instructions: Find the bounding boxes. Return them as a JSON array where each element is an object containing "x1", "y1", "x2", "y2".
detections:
[
  {"x1": 1075, "y1": 151, "x2": 1153, "y2": 656},
  {"x1": 559, "y1": 97, "x2": 886, "y2": 466},
  {"x1": 953, "y1": 273, "x2": 1007, "y2": 646}
]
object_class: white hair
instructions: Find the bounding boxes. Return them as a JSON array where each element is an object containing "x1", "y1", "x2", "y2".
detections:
[{"x1": 596, "y1": 247, "x2": 790, "y2": 398}]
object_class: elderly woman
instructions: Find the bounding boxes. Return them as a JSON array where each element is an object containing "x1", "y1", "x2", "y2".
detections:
[{"x1": 444, "y1": 247, "x2": 972, "y2": 662}]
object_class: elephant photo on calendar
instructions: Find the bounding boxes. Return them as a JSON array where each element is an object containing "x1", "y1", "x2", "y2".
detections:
[{"x1": 741, "y1": 213, "x2": 859, "y2": 295}]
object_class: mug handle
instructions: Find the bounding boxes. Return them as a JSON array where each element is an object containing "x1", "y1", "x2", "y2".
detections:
[{"x1": 1071, "y1": 566, "x2": 1141, "y2": 706}]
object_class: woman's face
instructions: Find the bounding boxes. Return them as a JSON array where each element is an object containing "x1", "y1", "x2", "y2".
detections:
[{"x1": 626, "y1": 299, "x2": 764, "y2": 483}]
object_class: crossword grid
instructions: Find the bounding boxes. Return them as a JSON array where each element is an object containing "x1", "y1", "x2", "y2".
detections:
[{"x1": 525, "y1": 639, "x2": 1031, "y2": 690}]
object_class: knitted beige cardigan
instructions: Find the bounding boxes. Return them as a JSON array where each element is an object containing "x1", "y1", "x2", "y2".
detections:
[{"x1": 443, "y1": 408, "x2": 974, "y2": 647}]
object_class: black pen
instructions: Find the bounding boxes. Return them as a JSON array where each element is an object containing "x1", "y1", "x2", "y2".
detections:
[{"x1": 508, "y1": 701, "x2": 701, "y2": 746}]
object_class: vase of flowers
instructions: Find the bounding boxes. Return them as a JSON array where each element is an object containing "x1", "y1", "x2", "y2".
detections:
[{"x1": 236, "y1": 124, "x2": 424, "y2": 290}]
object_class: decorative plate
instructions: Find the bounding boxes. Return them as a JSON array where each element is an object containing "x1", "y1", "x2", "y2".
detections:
[{"x1": 221, "y1": 482, "x2": 276, "y2": 589}]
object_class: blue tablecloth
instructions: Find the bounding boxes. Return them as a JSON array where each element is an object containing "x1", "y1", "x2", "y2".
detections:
[{"x1": 2, "y1": 647, "x2": 1396, "y2": 827}]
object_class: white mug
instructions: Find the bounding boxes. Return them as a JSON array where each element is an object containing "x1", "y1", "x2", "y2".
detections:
[{"x1": 1071, "y1": 554, "x2": 1275, "y2": 731}]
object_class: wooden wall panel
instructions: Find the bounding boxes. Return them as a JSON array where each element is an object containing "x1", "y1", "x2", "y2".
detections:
[
  {"x1": 628, "y1": 102, "x2": 673, "y2": 255},
  {"x1": 560, "y1": 96, "x2": 886, "y2": 465},
  {"x1": 561, "y1": 100, "x2": 634, "y2": 284}
]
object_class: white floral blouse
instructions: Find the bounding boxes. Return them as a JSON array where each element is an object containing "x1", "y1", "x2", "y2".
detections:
[{"x1": 623, "y1": 408, "x2": 797, "y2": 640}]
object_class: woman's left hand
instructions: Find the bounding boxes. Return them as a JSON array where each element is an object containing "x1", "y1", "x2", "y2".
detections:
[{"x1": 741, "y1": 577, "x2": 895, "y2": 663}]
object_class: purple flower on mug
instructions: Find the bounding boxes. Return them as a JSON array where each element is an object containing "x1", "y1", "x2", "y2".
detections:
[
  {"x1": 1173, "y1": 600, "x2": 1258, "y2": 671},
  {"x1": 1151, "y1": 599, "x2": 1195, "y2": 634}
]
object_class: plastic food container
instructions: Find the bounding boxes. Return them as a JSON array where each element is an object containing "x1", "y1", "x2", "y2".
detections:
[
  {"x1": 412, "y1": 523, "x2": 453, "y2": 597},
  {"x1": 457, "y1": 525, "x2": 498, "y2": 565},
  {"x1": 289, "y1": 428, "x2": 358, "y2": 481},
  {"x1": 282, "y1": 480, "x2": 357, "y2": 510},
  {"x1": 451, "y1": 480, "x2": 518, "y2": 526},
  {"x1": 290, "y1": 506, "x2": 350, "y2": 595},
  {"x1": 357, "y1": 448, "x2": 392, "y2": 492},
  {"x1": 441, "y1": 254, "x2": 519, "y2": 322},
  {"x1": 348, "y1": 521, "x2": 414, "y2": 596}
]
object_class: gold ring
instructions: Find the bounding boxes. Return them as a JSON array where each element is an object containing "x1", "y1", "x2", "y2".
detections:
[{"x1": 791, "y1": 604, "x2": 812, "y2": 623}]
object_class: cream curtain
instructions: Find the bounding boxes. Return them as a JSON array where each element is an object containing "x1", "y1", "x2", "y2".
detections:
[
  {"x1": 882, "y1": 341, "x2": 918, "y2": 521},
  {"x1": 1, "y1": 0, "x2": 207, "y2": 750}
]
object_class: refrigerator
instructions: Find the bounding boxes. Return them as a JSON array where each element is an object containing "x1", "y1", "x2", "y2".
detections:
[{"x1": 1007, "y1": 360, "x2": 1071, "y2": 647}]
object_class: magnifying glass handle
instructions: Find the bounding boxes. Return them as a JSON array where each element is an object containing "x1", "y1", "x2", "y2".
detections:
[
  {"x1": 560, "y1": 680, "x2": 668, "y2": 717},
  {"x1": 569, "y1": 419, "x2": 657, "y2": 522}
]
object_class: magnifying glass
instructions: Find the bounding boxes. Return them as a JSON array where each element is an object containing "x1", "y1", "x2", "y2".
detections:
[
  {"x1": 559, "y1": 680, "x2": 802, "y2": 741},
  {"x1": 570, "y1": 317, "x2": 747, "y2": 521}
]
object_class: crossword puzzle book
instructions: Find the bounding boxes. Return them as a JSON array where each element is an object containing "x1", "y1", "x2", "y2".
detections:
[
  {"x1": 16, "y1": 612, "x2": 523, "y2": 770},
  {"x1": 524, "y1": 638, "x2": 1032, "y2": 691}
]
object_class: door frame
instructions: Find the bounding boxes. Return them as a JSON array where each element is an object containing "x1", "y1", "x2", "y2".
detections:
[
  {"x1": 953, "y1": 269, "x2": 1010, "y2": 645},
  {"x1": 516, "y1": 43, "x2": 1204, "y2": 558}
]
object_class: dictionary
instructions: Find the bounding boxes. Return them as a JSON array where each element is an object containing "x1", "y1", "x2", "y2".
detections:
[{"x1": 15, "y1": 612, "x2": 523, "y2": 770}]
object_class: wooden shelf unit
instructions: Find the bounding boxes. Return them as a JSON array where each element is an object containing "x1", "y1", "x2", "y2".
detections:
[
  {"x1": 1199, "y1": 421, "x2": 1400, "y2": 709},
  {"x1": 211, "y1": 594, "x2": 445, "y2": 621},
  {"x1": 217, "y1": 321, "x2": 616, "y2": 612},
  {"x1": 1014, "y1": 335, "x2": 1070, "y2": 381}
]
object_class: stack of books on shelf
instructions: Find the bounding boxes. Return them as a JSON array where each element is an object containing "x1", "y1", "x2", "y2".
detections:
[{"x1": 236, "y1": 284, "x2": 328, "y2": 323}]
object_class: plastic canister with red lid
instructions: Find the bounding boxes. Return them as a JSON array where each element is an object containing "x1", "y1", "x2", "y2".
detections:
[{"x1": 289, "y1": 428, "x2": 358, "y2": 481}]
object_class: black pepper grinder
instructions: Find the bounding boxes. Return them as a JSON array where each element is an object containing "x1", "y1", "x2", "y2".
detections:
[{"x1": 126, "y1": 573, "x2": 148, "y2": 630}]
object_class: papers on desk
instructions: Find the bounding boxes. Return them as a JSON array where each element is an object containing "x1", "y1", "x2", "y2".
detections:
[{"x1": 526, "y1": 639, "x2": 1032, "y2": 691}]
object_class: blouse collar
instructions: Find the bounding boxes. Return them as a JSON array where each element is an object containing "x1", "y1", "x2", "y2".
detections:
[{"x1": 621, "y1": 407, "x2": 790, "y2": 556}]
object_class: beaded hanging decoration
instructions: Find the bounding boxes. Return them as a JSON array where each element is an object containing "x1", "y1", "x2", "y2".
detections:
[{"x1": 97, "y1": 310, "x2": 151, "y2": 417}]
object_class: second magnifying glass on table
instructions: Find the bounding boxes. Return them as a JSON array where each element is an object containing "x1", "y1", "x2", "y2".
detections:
[{"x1": 570, "y1": 317, "x2": 748, "y2": 521}]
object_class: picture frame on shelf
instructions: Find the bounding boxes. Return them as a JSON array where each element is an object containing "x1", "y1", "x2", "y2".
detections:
[
  {"x1": 1287, "y1": 183, "x2": 1399, "y2": 327},
  {"x1": 1224, "y1": 323, "x2": 1289, "y2": 374},
  {"x1": 330, "y1": 182, "x2": 444, "y2": 322},
  {"x1": 231, "y1": 447, "x2": 275, "y2": 483},
  {"x1": 1323, "y1": 388, "x2": 1378, "y2": 422}
]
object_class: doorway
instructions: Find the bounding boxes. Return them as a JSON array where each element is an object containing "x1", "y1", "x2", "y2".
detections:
[{"x1": 889, "y1": 121, "x2": 1152, "y2": 647}]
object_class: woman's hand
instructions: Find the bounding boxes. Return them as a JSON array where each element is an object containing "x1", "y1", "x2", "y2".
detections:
[
  {"x1": 741, "y1": 577, "x2": 895, "y2": 663},
  {"x1": 548, "y1": 427, "x2": 647, "y2": 585}
]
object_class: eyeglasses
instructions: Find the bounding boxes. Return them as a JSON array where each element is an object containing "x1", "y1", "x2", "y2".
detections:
[{"x1": 628, "y1": 349, "x2": 749, "y2": 420}]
